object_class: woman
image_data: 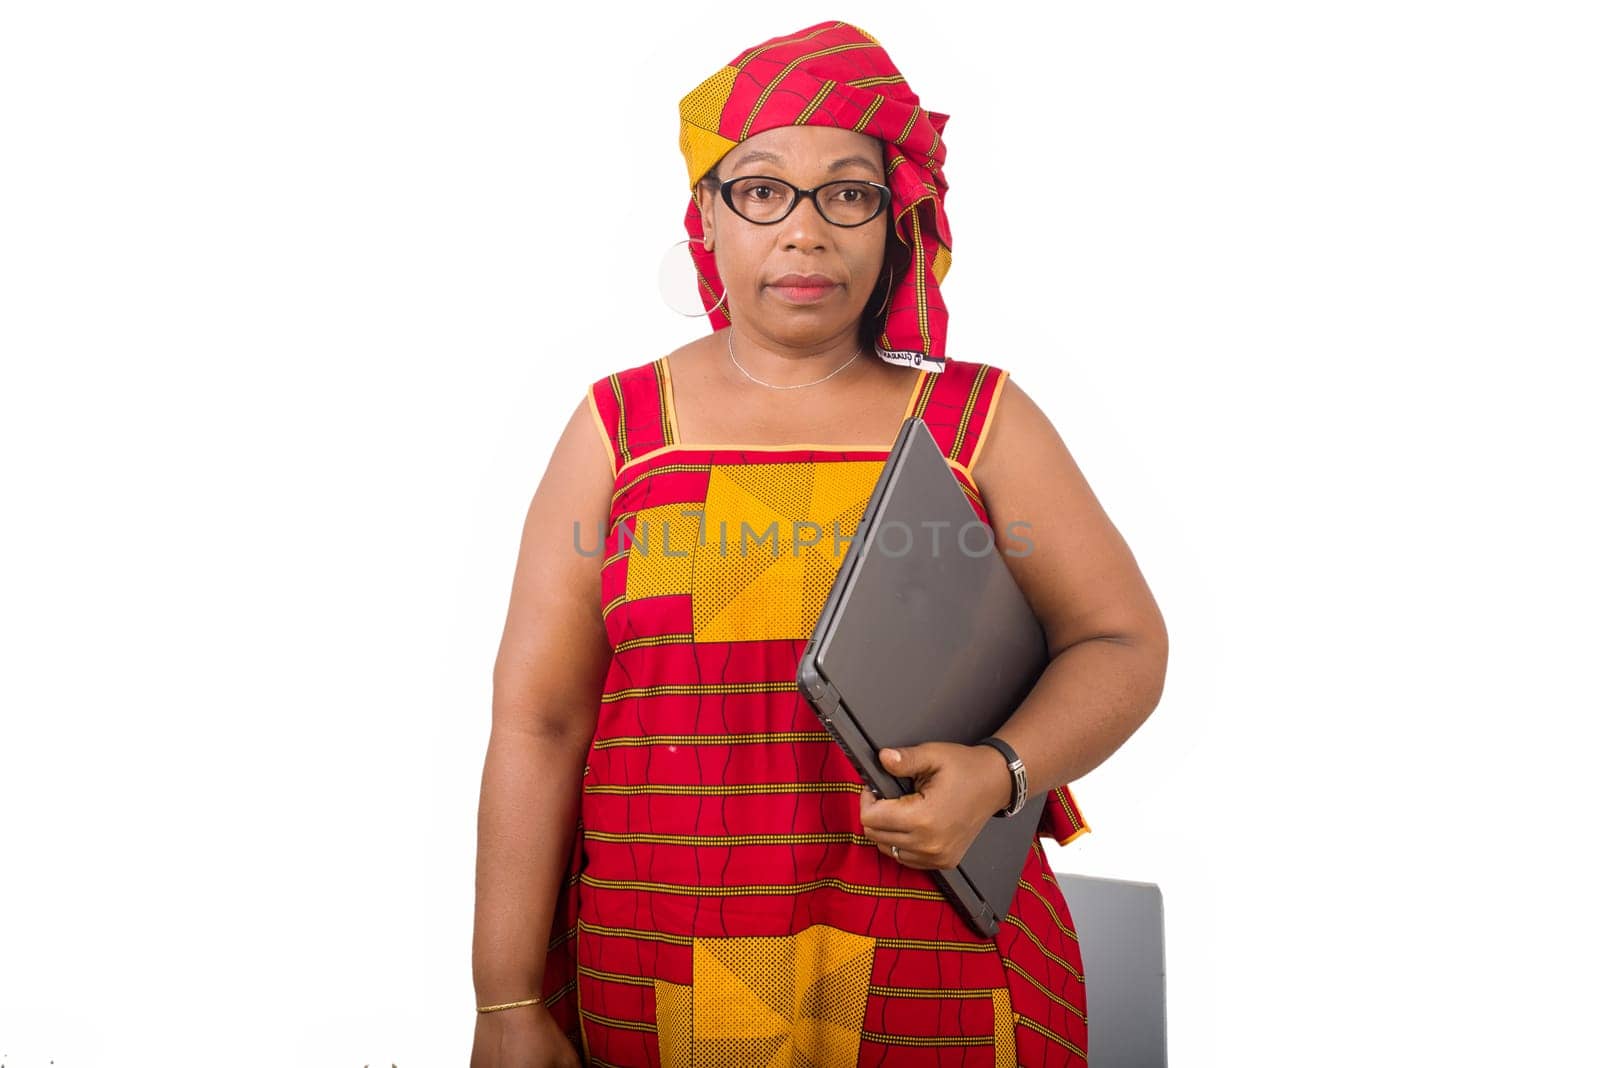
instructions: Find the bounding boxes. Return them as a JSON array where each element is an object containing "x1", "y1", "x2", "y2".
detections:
[{"x1": 471, "y1": 21, "x2": 1166, "y2": 1068}]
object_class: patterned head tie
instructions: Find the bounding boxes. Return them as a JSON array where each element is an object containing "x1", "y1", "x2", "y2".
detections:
[{"x1": 677, "y1": 20, "x2": 954, "y2": 374}]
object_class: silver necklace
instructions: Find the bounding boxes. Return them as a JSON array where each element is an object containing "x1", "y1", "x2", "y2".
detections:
[{"x1": 726, "y1": 329, "x2": 861, "y2": 390}]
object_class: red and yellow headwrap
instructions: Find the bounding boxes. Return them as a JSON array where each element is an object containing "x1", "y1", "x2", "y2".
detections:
[{"x1": 678, "y1": 20, "x2": 954, "y2": 374}]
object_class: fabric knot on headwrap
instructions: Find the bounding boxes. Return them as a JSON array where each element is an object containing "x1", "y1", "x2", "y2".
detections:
[{"x1": 677, "y1": 20, "x2": 954, "y2": 373}]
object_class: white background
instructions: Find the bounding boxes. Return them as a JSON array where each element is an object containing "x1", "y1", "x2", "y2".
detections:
[{"x1": 2, "y1": 2, "x2": 1595, "y2": 1065}]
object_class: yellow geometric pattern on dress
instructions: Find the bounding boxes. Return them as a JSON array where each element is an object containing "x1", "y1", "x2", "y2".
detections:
[
  {"x1": 698, "y1": 461, "x2": 883, "y2": 642},
  {"x1": 653, "y1": 922, "x2": 876, "y2": 1067},
  {"x1": 622, "y1": 500, "x2": 699, "y2": 601},
  {"x1": 992, "y1": 987, "x2": 1017, "y2": 1068},
  {"x1": 621, "y1": 460, "x2": 884, "y2": 643},
  {"x1": 653, "y1": 978, "x2": 693, "y2": 1066}
]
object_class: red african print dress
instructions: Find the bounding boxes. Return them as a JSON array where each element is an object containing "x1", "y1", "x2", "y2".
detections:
[{"x1": 538, "y1": 355, "x2": 1092, "y2": 1067}]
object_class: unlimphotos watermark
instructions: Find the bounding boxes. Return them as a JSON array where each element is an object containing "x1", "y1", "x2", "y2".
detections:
[{"x1": 572, "y1": 511, "x2": 1034, "y2": 559}]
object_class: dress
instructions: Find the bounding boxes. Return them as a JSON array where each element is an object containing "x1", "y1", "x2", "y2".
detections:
[{"x1": 538, "y1": 355, "x2": 1093, "y2": 1067}]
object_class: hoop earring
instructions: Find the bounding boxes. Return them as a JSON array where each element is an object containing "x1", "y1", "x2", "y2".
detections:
[
  {"x1": 874, "y1": 265, "x2": 894, "y2": 317},
  {"x1": 662, "y1": 236, "x2": 728, "y2": 318}
]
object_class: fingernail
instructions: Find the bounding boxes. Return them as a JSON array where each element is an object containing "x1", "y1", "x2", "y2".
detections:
[{"x1": 885, "y1": 749, "x2": 900, "y2": 762}]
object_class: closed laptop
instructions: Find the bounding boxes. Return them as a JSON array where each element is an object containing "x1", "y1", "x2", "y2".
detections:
[{"x1": 797, "y1": 416, "x2": 1051, "y2": 937}]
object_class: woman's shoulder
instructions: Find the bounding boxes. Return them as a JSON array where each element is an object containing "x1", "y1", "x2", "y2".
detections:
[
  {"x1": 582, "y1": 348, "x2": 686, "y2": 477},
  {"x1": 909, "y1": 356, "x2": 1013, "y2": 473},
  {"x1": 924, "y1": 355, "x2": 1012, "y2": 407},
  {"x1": 584, "y1": 352, "x2": 671, "y2": 395},
  {"x1": 928, "y1": 353, "x2": 1008, "y2": 382},
  {"x1": 583, "y1": 334, "x2": 714, "y2": 399}
]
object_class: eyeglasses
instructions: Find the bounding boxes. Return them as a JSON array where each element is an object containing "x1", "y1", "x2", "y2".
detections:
[{"x1": 714, "y1": 175, "x2": 891, "y2": 228}]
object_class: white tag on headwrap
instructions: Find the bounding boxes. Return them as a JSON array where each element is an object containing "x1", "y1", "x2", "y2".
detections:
[{"x1": 874, "y1": 346, "x2": 947, "y2": 372}]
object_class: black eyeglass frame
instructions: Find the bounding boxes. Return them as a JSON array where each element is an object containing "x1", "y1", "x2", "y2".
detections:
[{"x1": 712, "y1": 174, "x2": 893, "y2": 228}]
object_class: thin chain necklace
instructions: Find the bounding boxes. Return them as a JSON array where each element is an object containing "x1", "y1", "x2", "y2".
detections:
[{"x1": 726, "y1": 329, "x2": 861, "y2": 390}]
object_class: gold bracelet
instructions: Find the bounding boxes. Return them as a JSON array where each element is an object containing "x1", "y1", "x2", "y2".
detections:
[{"x1": 477, "y1": 995, "x2": 543, "y2": 1013}]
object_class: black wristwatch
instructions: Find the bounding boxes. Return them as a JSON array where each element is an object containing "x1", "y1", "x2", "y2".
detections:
[{"x1": 975, "y1": 735, "x2": 1029, "y2": 818}]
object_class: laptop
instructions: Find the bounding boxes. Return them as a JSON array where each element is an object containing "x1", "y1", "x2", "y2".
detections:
[{"x1": 796, "y1": 416, "x2": 1052, "y2": 938}]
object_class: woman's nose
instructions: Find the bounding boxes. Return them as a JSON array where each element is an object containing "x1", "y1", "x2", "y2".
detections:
[{"x1": 778, "y1": 193, "x2": 832, "y2": 248}]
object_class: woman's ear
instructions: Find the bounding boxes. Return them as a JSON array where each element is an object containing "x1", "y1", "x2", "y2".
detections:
[{"x1": 695, "y1": 178, "x2": 718, "y2": 251}]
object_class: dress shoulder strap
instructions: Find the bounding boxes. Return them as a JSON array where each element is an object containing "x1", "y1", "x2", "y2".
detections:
[
  {"x1": 908, "y1": 358, "x2": 1011, "y2": 472},
  {"x1": 586, "y1": 357, "x2": 675, "y2": 478}
]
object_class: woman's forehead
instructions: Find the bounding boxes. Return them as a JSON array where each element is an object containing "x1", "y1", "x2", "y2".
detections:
[{"x1": 722, "y1": 127, "x2": 884, "y2": 176}]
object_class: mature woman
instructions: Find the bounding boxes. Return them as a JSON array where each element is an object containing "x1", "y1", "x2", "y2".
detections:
[{"x1": 471, "y1": 21, "x2": 1166, "y2": 1068}]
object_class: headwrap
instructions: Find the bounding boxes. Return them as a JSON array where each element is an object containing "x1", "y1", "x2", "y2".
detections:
[{"x1": 677, "y1": 20, "x2": 954, "y2": 373}]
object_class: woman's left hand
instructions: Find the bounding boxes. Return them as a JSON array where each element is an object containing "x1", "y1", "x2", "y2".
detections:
[{"x1": 859, "y1": 742, "x2": 1011, "y2": 870}]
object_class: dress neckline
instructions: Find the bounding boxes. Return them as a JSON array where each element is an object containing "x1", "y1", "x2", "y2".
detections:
[{"x1": 659, "y1": 352, "x2": 929, "y2": 454}]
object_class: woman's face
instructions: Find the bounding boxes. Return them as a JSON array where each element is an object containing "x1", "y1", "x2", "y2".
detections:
[{"x1": 695, "y1": 125, "x2": 890, "y2": 349}]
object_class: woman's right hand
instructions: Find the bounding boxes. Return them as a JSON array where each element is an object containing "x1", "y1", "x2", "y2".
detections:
[{"x1": 469, "y1": 1003, "x2": 583, "y2": 1068}]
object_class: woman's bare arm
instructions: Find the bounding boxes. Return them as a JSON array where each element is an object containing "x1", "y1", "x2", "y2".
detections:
[
  {"x1": 472, "y1": 393, "x2": 614, "y2": 1009},
  {"x1": 971, "y1": 375, "x2": 1169, "y2": 799}
]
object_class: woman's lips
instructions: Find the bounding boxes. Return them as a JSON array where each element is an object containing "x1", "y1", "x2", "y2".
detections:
[{"x1": 769, "y1": 282, "x2": 839, "y2": 304}]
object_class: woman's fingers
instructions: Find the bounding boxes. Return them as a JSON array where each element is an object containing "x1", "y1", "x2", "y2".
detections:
[
  {"x1": 860, "y1": 784, "x2": 929, "y2": 831},
  {"x1": 876, "y1": 838, "x2": 922, "y2": 866},
  {"x1": 860, "y1": 816, "x2": 915, "y2": 846},
  {"x1": 862, "y1": 785, "x2": 936, "y2": 861}
]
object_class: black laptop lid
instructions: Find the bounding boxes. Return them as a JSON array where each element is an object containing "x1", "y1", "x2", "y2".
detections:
[
  {"x1": 812, "y1": 419, "x2": 1048, "y2": 755},
  {"x1": 800, "y1": 417, "x2": 1052, "y2": 934}
]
